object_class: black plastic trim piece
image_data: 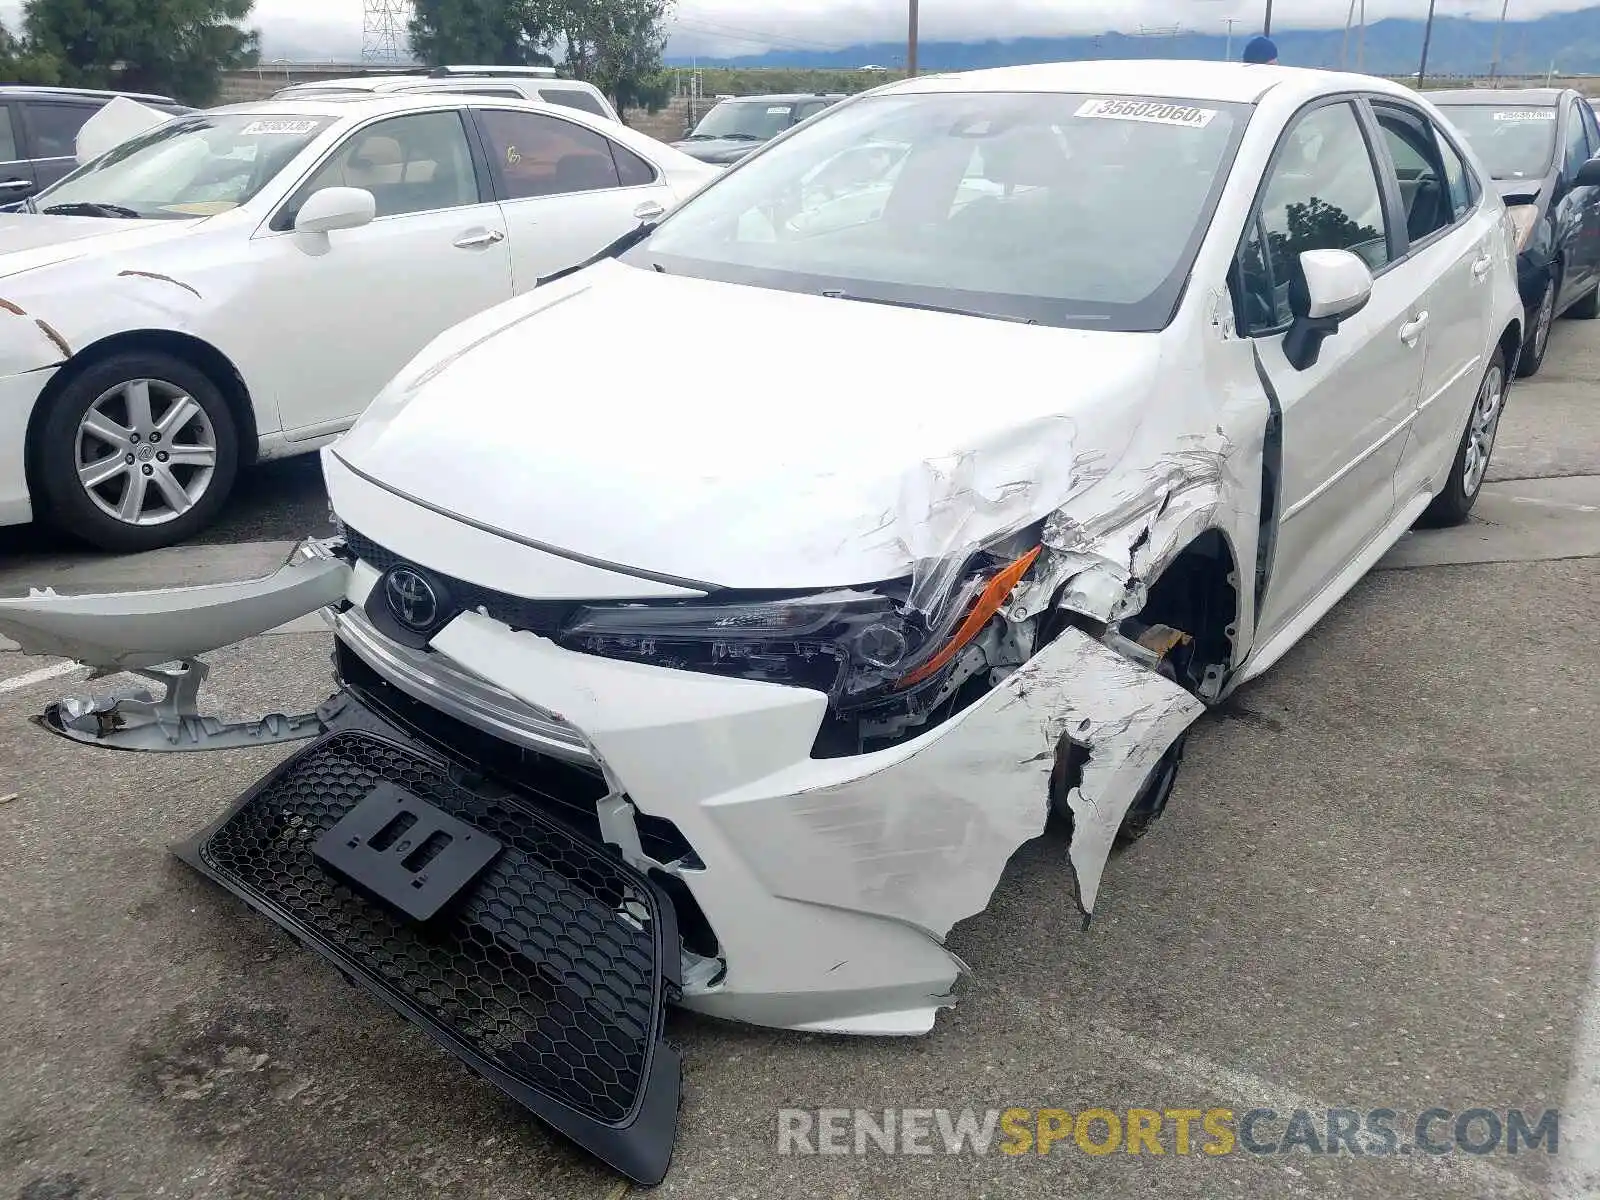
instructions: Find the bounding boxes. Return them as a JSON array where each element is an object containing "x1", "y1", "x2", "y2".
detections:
[{"x1": 173, "y1": 728, "x2": 684, "y2": 1185}]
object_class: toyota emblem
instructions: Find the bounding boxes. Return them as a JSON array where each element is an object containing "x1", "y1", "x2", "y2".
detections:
[{"x1": 384, "y1": 566, "x2": 439, "y2": 631}]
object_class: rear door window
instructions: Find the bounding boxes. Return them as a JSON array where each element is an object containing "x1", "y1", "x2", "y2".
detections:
[{"x1": 21, "y1": 101, "x2": 97, "y2": 160}]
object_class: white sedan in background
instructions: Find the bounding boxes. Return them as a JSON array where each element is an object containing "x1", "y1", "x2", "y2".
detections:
[{"x1": 0, "y1": 94, "x2": 716, "y2": 551}]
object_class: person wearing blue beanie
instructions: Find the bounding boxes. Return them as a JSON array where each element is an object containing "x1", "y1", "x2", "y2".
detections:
[{"x1": 1242, "y1": 35, "x2": 1278, "y2": 64}]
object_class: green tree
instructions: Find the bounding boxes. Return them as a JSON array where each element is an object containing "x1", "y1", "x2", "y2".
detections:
[
  {"x1": 553, "y1": 0, "x2": 674, "y2": 115},
  {"x1": 0, "y1": 19, "x2": 62, "y2": 84},
  {"x1": 409, "y1": 0, "x2": 557, "y2": 68},
  {"x1": 24, "y1": 0, "x2": 257, "y2": 105}
]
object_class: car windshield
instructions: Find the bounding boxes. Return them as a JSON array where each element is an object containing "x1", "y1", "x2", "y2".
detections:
[
  {"x1": 688, "y1": 100, "x2": 796, "y2": 141},
  {"x1": 632, "y1": 91, "x2": 1249, "y2": 331},
  {"x1": 35, "y1": 113, "x2": 335, "y2": 219},
  {"x1": 1436, "y1": 104, "x2": 1558, "y2": 179}
]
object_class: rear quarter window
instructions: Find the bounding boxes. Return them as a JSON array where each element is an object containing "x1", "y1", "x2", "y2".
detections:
[{"x1": 539, "y1": 89, "x2": 610, "y2": 119}]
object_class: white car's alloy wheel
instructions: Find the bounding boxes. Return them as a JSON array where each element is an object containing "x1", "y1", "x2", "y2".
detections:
[
  {"x1": 75, "y1": 378, "x2": 219, "y2": 527},
  {"x1": 1460, "y1": 359, "x2": 1504, "y2": 498}
]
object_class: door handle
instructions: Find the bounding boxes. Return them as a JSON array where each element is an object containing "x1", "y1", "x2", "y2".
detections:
[
  {"x1": 633, "y1": 200, "x2": 665, "y2": 221},
  {"x1": 0, "y1": 179, "x2": 32, "y2": 192},
  {"x1": 1399, "y1": 312, "x2": 1430, "y2": 345},
  {"x1": 453, "y1": 229, "x2": 506, "y2": 250},
  {"x1": 1471, "y1": 254, "x2": 1493, "y2": 280}
]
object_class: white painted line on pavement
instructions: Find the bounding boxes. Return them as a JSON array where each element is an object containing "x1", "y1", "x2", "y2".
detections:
[
  {"x1": 1509, "y1": 496, "x2": 1600, "y2": 514},
  {"x1": 1551, "y1": 933, "x2": 1600, "y2": 1200},
  {"x1": 0, "y1": 660, "x2": 83, "y2": 695},
  {"x1": 981, "y1": 984, "x2": 1540, "y2": 1198}
]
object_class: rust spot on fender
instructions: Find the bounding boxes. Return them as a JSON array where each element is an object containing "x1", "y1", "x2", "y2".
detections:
[
  {"x1": 117, "y1": 270, "x2": 202, "y2": 300},
  {"x1": 34, "y1": 319, "x2": 71, "y2": 358}
]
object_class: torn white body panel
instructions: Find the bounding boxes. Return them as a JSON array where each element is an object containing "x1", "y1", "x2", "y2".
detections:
[
  {"x1": 76, "y1": 97, "x2": 173, "y2": 164},
  {"x1": 0, "y1": 544, "x2": 349, "y2": 672}
]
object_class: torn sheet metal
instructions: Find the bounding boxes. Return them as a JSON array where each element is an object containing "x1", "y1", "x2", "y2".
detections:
[
  {"x1": 0, "y1": 542, "x2": 348, "y2": 672},
  {"x1": 706, "y1": 624, "x2": 1204, "y2": 936},
  {"x1": 896, "y1": 414, "x2": 1079, "y2": 619},
  {"x1": 76, "y1": 97, "x2": 172, "y2": 164}
]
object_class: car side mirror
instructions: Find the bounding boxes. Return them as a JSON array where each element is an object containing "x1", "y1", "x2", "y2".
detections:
[
  {"x1": 294, "y1": 187, "x2": 376, "y2": 237},
  {"x1": 1576, "y1": 155, "x2": 1600, "y2": 187},
  {"x1": 1282, "y1": 248, "x2": 1373, "y2": 371}
]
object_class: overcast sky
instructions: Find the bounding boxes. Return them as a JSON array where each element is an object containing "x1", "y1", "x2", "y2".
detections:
[{"x1": 6, "y1": 0, "x2": 1597, "y2": 57}]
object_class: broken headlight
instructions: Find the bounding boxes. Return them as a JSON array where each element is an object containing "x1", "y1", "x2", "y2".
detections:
[{"x1": 555, "y1": 546, "x2": 1041, "y2": 712}]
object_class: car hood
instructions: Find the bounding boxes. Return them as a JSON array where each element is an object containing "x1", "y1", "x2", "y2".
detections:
[
  {"x1": 334, "y1": 261, "x2": 1161, "y2": 591},
  {"x1": 0, "y1": 215, "x2": 200, "y2": 280},
  {"x1": 671, "y1": 138, "x2": 764, "y2": 164}
]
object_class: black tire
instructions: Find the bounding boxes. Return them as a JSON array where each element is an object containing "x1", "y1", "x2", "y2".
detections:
[
  {"x1": 1418, "y1": 348, "x2": 1507, "y2": 529},
  {"x1": 1516, "y1": 270, "x2": 1558, "y2": 378},
  {"x1": 1049, "y1": 729, "x2": 1190, "y2": 848},
  {"x1": 36, "y1": 351, "x2": 240, "y2": 553},
  {"x1": 1570, "y1": 282, "x2": 1600, "y2": 320}
]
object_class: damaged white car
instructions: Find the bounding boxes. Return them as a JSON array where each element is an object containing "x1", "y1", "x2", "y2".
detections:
[{"x1": 0, "y1": 62, "x2": 1522, "y2": 1183}]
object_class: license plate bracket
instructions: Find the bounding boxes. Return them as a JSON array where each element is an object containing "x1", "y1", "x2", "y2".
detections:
[{"x1": 313, "y1": 781, "x2": 502, "y2": 920}]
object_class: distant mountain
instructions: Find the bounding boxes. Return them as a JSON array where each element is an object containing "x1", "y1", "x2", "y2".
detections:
[{"x1": 667, "y1": 6, "x2": 1600, "y2": 77}]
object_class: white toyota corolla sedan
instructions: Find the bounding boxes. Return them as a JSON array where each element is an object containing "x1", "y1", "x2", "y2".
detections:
[
  {"x1": 0, "y1": 62, "x2": 1530, "y2": 1183},
  {"x1": 0, "y1": 93, "x2": 717, "y2": 551}
]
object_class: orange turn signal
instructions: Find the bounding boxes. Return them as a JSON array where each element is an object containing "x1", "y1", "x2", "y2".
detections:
[{"x1": 895, "y1": 545, "x2": 1042, "y2": 689}]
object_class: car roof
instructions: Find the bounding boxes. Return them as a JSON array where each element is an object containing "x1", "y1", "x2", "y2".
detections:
[
  {"x1": 881, "y1": 59, "x2": 1421, "y2": 107},
  {"x1": 1425, "y1": 87, "x2": 1570, "y2": 105},
  {"x1": 0, "y1": 84, "x2": 181, "y2": 105},
  {"x1": 711, "y1": 93, "x2": 847, "y2": 103},
  {"x1": 208, "y1": 93, "x2": 492, "y2": 118}
]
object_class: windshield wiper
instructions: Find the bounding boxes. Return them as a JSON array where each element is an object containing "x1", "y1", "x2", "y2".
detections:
[
  {"x1": 40, "y1": 201, "x2": 142, "y2": 219},
  {"x1": 536, "y1": 221, "x2": 659, "y2": 288},
  {"x1": 820, "y1": 291, "x2": 1039, "y2": 326},
  {"x1": 715, "y1": 132, "x2": 763, "y2": 141}
]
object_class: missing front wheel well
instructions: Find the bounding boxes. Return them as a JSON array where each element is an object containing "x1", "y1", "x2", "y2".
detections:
[{"x1": 1131, "y1": 529, "x2": 1239, "y2": 698}]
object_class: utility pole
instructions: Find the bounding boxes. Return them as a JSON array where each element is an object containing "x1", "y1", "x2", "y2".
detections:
[
  {"x1": 1341, "y1": 0, "x2": 1357, "y2": 67},
  {"x1": 1358, "y1": 0, "x2": 1366, "y2": 70},
  {"x1": 1417, "y1": 0, "x2": 1438, "y2": 86},
  {"x1": 1223, "y1": 17, "x2": 1237, "y2": 60},
  {"x1": 1489, "y1": 0, "x2": 1511, "y2": 82},
  {"x1": 907, "y1": 0, "x2": 920, "y2": 77},
  {"x1": 1263, "y1": 0, "x2": 1273, "y2": 37}
]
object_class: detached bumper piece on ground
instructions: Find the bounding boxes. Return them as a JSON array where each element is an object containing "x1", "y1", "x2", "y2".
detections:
[{"x1": 176, "y1": 721, "x2": 684, "y2": 1185}]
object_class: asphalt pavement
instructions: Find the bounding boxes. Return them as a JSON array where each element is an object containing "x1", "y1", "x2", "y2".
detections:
[{"x1": 1, "y1": 320, "x2": 1598, "y2": 1200}]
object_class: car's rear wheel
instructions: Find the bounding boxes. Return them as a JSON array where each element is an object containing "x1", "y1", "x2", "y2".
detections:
[
  {"x1": 1516, "y1": 271, "x2": 1557, "y2": 377},
  {"x1": 37, "y1": 352, "x2": 239, "y2": 552},
  {"x1": 1418, "y1": 348, "x2": 1506, "y2": 529}
]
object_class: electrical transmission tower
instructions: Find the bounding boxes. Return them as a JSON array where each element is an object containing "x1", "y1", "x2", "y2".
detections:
[{"x1": 363, "y1": 0, "x2": 413, "y2": 65}]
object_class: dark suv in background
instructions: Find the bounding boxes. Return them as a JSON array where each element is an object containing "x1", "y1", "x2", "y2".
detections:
[
  {"x1": 1430, "y1": 86, "x2": 1600, "y2": 377},
  {"x1": 0, "y1": 86, "x2": 193, "y2": 203},
  {"x1": 673, "y1": 92, "x2": 847, "y2": 165}
]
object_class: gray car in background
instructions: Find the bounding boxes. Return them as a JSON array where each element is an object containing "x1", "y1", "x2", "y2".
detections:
[
  {"x1": 673, "y1": 92, "x2": 847, "y2": 165},
  {"x1": 0, "y1": 86, "x2": 192, "y2": 204}
]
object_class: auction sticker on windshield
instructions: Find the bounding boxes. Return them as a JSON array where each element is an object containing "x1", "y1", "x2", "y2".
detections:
[
  {"x1": 1075, "y1": 98, "x2": 1217, "y2": 128},
  {"x1": 240, "y1": 119, "x2": 322, "y2": 136},
  {"x1": 1492, "y1": 110, "x2": 1557, "y2": 121}
]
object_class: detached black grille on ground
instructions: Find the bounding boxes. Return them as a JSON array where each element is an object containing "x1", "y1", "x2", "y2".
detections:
[{"x1": 175, "y1": 729, "x2": 683, "y2": 1184}]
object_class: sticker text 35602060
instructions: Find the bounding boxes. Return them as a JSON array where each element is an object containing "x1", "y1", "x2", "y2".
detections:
[{"x1": 1075, "y1": 98, "x2": 1218, "y2": 129}]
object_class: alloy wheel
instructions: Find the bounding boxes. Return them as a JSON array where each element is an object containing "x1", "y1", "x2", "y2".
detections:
[
  {"x1": 1460, "y1": 362, "x2": 1504, "y2": 498},
  {"x1": 74, "y1": 378, "x2": 218, "y2": 526}
]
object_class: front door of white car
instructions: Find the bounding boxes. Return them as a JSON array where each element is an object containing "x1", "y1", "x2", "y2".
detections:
[
  {"x1": 469, "y1": 107, "x2": 673, "y2": 292},
  {"x1": 242, "y1": 109, "x2": 513, "y2": 437},
  {"x1": 1240, "y1": 99, "x2": 1432, "y2": 641},
  {"x1": 1369, "y1": 101, "x2": 1502, "y2": 503}
]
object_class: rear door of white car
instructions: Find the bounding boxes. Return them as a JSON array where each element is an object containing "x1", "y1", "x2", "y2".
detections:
[
  {"x1": 467, "y1": 105, "x2": 674, "y2": 292},
  {"x1": 248, "y1": 108, "x2": 513, "y2": 437},
  {"x1": 1237, "y1": 97, "x2": 1432, "y2": 640},
  {"x1": 1367, "y1": 98, "x2": 1501, "y2": 504}
]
